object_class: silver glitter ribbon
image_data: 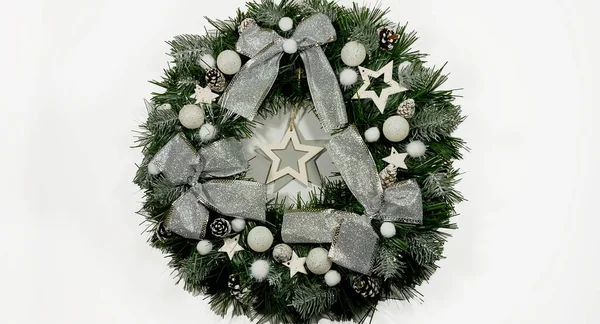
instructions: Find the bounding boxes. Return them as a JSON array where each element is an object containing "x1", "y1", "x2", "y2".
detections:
[
  {"x1": 150, "y1": 134, "x2": 267, "y2": 239},
  {"x1": 281, "y1": 126, "x2": 423, "y2": 274},
  {"x1": 219, "y1": 13, "x2": 347, "y2": 133}
]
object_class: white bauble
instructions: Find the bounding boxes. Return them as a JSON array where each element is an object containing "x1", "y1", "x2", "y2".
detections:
[
  {"x1": 306, "y1": 247, "x2": 332, "y2": 275},
  {"x1": 147, "y1": 161, "x2": 161, "y2": 175},
  {"x1": 380, "y1": 222, "x2": 397, "y2": 238},
  {"x1": 196, "y1": 240, "x2": 213, "y2": 255},
  {"x1": 178, "y1": 104, "x2": 205, "y2": 129},
  {"x1": 341, "y1": 41, "x2": 367, "y2": 67},
  {"x1": 339, "y1": 68, "x2": 358, "y2": 86},
  {"x1": 282, "y1": 39, "x2": 298, "y2": 54},
  {"x1": 272, "y1": 243, "x2": 293, "y2": 263},
  {"x1": 198, "y1": 53, "x2": 216, "y2": 70},
  {"x1": 231, "y1": 218, "x2": 246, "y2": 233},
  {"x1": 364, "y1": 127, "x2": 380, "y2": 143},
  {"x1": 406, "y1": 140, "x2": 427, "y2": 158},
  {"x1": 157, "y1": 103, "x2": 172, "y2": 111},
  {"x1": 247, "y1": 226, "x2": 274, "y2": 252},
  {"x1": 217, "y1": 50, "x2": 242, "y2": 75},
  {"x1": 278, "y1": 17, "x2": 294, "y2": 31},
  {"x1": 382, "y1": 116, "x2": 410, "y2": 142},
  {"x1": 198, "y1": 123, "x2": 218, "y2": 142},
  {"x1": 324, "y1": 270, "x2": 341, "y2": 287},
  {"x1": 250, "y1": 260, "x2": 270, "y2": 281}
]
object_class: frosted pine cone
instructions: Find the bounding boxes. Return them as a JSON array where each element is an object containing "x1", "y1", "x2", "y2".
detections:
[
  {"x1": 379, "y1": 164, "x2": 398, "y2": 189},
  {"x1": 397, "y1": 98, "x2": 416, "y2": 119},
  {"x1": 205, "y1": 68, "x2": 227, "y2": 93},
  {"x1": 379, "y1": 27, "x2": 399, "y2": 50},
  {"x1": 353, "y1": 276, "x2": 382, "y2": 298}
]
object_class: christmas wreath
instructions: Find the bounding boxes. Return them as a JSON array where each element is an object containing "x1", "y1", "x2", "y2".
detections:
[{"x1": 133, "y1": 1, "x2": 465, "y2": 323}]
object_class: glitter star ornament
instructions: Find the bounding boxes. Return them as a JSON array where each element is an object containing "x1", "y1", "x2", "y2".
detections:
[
  {"x1": 283, "y1": 251, "x2": 307, "y2": 278},
  {"x1": 218, "y1": 234, "x2": 245, "y2": 260},
  {"x1": 383, "y1": 147, "x2": 408, "y2": 169},
  {"x1": 193, "y1": 84, "x2": 220, "y2": 104},
  {"x1": 257, "y1": 127, "x2": 325, "y2": 186},
  {"x1": 352, "y1": 61, "x2": 407, "y2": 113}
]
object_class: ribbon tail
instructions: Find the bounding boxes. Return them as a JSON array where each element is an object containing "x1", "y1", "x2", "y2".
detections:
[
  {"x1": 377, "y1": 179, "x2": 424, "y2": 224},
  {"x1": 219, "y1": 51, "x2": 284, "y2": 120},
  {"x1": 150, "y1": 133, "x2": 200, "y2": 185},
  {"x1": 300, "y1": 47, "x2": 347, "y2": 133},
  {"x1": 329, "y1": 217, "x2": 379, "y2": 275},
  {"x1": 194, "y1": 180, "x2": 267, "y2": 222},
  {"x1": 166, "y1": 190, "x2": 210, "y2": 239}
]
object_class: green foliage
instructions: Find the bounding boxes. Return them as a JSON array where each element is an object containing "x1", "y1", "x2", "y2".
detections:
[{"x1": 133, "y1": 0, "x2": 466, "y2": 322}]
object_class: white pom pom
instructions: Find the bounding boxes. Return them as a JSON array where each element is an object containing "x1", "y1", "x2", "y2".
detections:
[
  {"x1": 364, "y1": 127, "x2": 380, "y2": 143},
  {"x1": 406, "y1": 140, "x2": 427, "y2": 158},
  {"x1": 179, "y1": 104, "x2": 205, "y2": 129},
  {"x1": 341, "y1": 41, "x2": 367, "y2": 67},
  {"x1": 324, "y1": 270, "x2": 341, "y2": 287},
  {"x1": 216, "y1": 50, "x2": 242, "y2": 75},
  {"x1": 382, "y1": 116, "x2": 410, "y2": 142},
  {"x1": 282, "y1": 39, "x2": 298, "y2": 54},
  {"x1": 196, "y1": 240, "x2": 213, "y2": 255},
  {"x1": 250, "y1": 260, "x2": 270, "y2": 281},
  {"x1": 198, "y1": 123, "x2": 218, "y2": 142},
  {"x1": 339, "y1": 68, "x2": 358, "y2": 87},
  {"x1": 198, "y1": 54, "x2": 216, "y2": 70},
  {"x1": 278, "y1": 17, "x2": 294, "y2": 31},
  {"x1": 318, "y1": 319, "x2": 332, "y2": 324},
  {"x1": 231, "y1": 218, "x2": 246, "y2": 233},
  {"x1": 147, "y1": 161, "x2": 161, "y2": 175},
  {"x1": 380, "y1": 222, "x2": 397, "y2": 238}
]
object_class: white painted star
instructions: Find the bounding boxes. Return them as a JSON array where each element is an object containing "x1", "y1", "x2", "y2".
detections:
[
  {"x1": 193, "y1": 85, "x2": 220, "y2": 104},
  {"x1": 282, "y1": 251, "x2": 307, "y2": 278},
  {"x1": 218, "y1": 235, "x2": 245, "y2": 260},
  {"x1": 352, "y1": 61, "x2": 407, "y2": 114},
  {"x1": 383, "y1": 147, "x2": 408, "y2": 170},
  {"x1": 257, "y1": 127, "x2": 324, "y2": 186}
]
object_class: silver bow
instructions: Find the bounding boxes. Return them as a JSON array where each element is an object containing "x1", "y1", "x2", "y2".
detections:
[
  {"x1": 150, "y1": 134, "x2": 267, "y2": 239},
  {"x1": 219, "y1": 13, "x2": 347, "y2": 133},
  {"x1": 281, "y1": 126, "x2": 423, "y2": 274}
]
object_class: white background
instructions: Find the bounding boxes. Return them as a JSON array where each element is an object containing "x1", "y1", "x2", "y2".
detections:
[{"x1": 1, "y1": 0, "x2": 599, "y2": 323}]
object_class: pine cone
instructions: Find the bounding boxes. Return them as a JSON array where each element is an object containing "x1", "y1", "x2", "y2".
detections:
[
  {"x1": 352, "y1": 276, "x2": 382, "y2": 298},
  {"x1": 397, "y1": 98, "x2": 416, "y2": 119},
  {"x1": 228, "y1": 274, "x2": 248, "y2": 300},
  {"x1": 379, "y1": 28, "x2": 399, "y2": 50},
  {"x1": 155, "y1": 221, "x2": 174, "y2": 242},
  {"x1": 205, "y1": 68, "x2": 227, "y2": 93},
  {"x1": 379, "y1": 164, "x2": 398, "y2": 189},
  {"x1": 238, "y1": 18, "x2": 257, "y2": 34},
  {"x1": 209, "y1": 218, "x2": 231, "y2": 238}
]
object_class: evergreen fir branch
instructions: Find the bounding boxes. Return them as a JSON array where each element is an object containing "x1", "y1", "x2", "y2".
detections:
[
  {"x1": 168, "y1": 34, "x2": 214, "y2": 66},
  {"x1": 407, "y1": 232, "x2": 446, "y2": 265},
  {"x1": 299, "y1": 0, "x2": 341, "y2": 21},
  {"x1": 423, "y1": 169, "x2": 465, "y2": 204},
  {"x1": 410, "y1": 102, "x2": 465, "y2": 141},
  {"x1": 148, "y1": 176, "x2": 187, "y2": 208},
  {"x1": 246, "y1": 0, "x2": 298, "y2": 27},
  {"x1": 338, "y1": 3, "x2": 391, "y2": 54},
  {"x1": 372, "y1": 242, "x2": 407, "y2": 281},
  {"x1": 290, "y1": 283, "x2": 338, "y2": 319}
]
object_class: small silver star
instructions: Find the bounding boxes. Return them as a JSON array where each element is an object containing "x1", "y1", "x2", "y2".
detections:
[
  {"x1": 383, "y1": 147, "x2": 408, "y2": 170},
  {"x1": 193, "y1": 85, "x2": 219, "y2": 104},
  {"x1": 352, "y1": 61, "x2": 407, "y2": 114},
  {"x1": 283, "y1": 251, "x2": 307, "y2": 278},
  {"x1": 218, "y1": 235, "x2": 245, "y2": 260}
]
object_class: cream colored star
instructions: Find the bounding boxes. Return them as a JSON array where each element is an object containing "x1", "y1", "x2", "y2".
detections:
[
  {"x1": 218, "y1": 235, "x2": 245, "y2": 260},
  {"x1": 282, "y1": 251, "x2": 307, "y2": 278},
  {"x1": 383, "y1": 147, "x2": 408, "y2": 170},
  {"x1": 257, "y1": 127, "x2": 324, "y2": 186},
  {"x1": 352, "y1": 61, "x2": 407, "y2": 113},
  {"x1": 193, "y1": 85, "x2": 219, "y2": 104}
]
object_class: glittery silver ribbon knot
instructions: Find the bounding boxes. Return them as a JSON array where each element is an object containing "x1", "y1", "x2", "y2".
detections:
[
  {"x1": 281, "y1": 126, "x2": 423, "y2": 274},
  {"x1": 219, "y1": 13, "x2": 347, "y2": 133},
  {"x1": 150, "y1": 133, "x2": 267, "y2": 239}
]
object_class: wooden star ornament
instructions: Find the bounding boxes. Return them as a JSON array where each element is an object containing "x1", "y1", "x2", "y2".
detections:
[
  {"x1": 193, "y1": 85, "x2": 220, "y2": 104},
  {"x1": 218, "y1": 235, "x2": 245, "y2": 260},
  {"x1": 283, "y1": 251, "x2": 307, "y2": 278},
  {"x1": 383, "y1": 147, "x2": 408, "y2": 170},
  {"x1": 352, "y1": 61, "x2": 407, "y2": 114}
]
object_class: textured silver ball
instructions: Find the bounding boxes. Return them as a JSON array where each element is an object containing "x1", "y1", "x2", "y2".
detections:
[
  {"x1": 278, "y1": 17, "x2": 294, "y2": 31},
  {"x1": 178, "y1": 104, "x2": 205, "y2": 129},
  {"x1": 196, "y1": 240, "x2": 213, "y2": 255},
  {"x1": 217, "y1": 50, "x2": 242, "y2": 75},
  {"x1": 198, "y1": 123, "x2": 218, "y2": 142},
  {"x1": 306, "y1": 247, "x2": 332, "y2": 275},
  {"x1": 382, "y1": 116, "x2": 410, "y2": 142},
  {"x1": 272, "y1": 243, "x2": 293, "y2": 263},
  {"x1": 341, "y1": 41, "x2": 367, "y2": 67},
  {"x1": 364, "y1": 127, "x2": 380, "y2": 143},
  {"x1": 247, "y1": 226, "x2": 274, "y2": 252}
]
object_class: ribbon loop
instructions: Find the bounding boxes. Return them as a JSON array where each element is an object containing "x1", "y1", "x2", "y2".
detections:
[{"x1": 219, "y1": 13, "x2": 347, "y2": 133}]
